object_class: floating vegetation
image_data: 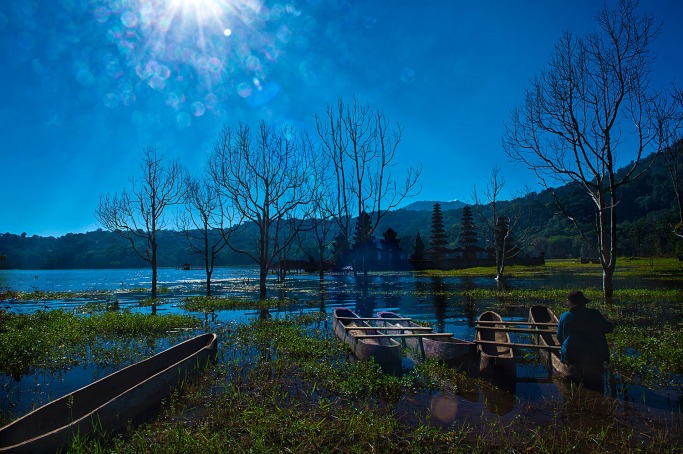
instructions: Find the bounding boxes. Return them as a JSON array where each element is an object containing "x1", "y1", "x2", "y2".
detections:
[
  {"x1": 0, "y1": 289, "x2": 112, "y2": 302},
  {"x1": 181, "y1": 295, "x2": 297, "y2": 312},
  {"x1": 611, "y1": 324, "x2": 683, "y2": 387},
  {"x1": 0, "y1": 310, "x2": 201, "y2": 378}
]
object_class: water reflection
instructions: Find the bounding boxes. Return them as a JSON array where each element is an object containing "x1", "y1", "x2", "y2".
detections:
[
  {"x1": 481, "y1": 381, "x2": 517, "y2": 416},
  {"x1": 432, "y1": 277, "x2": 447, "y2": 332}
]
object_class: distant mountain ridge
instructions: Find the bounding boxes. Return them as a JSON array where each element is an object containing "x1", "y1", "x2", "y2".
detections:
[{"x1": 399, "y1": 200, "x2": 466, "y2": 212}]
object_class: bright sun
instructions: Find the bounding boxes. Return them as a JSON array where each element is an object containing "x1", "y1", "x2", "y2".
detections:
[{"x1": 167, "y1": 0, "x2": 229, "y2": 24}]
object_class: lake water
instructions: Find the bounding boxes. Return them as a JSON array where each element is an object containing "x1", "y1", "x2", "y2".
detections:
[{"x1": 0, "y1": 267, "x2": 680, "y2": 427}]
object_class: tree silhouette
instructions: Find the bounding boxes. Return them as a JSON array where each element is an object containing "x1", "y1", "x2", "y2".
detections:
[
  {"x1": 429, "y1": 203, "x2": 448, "y2": 262},
  {"x1": 96, "y1": 146, "x2": 184, "y2": 303},
  {"x1": 504, "y1": 0, "x2": 672, "y2": 301},
  {"x1": 209, "y1": 122, "x2": 318, "y2": 300},
  {"x1": 473, "y1": 167, "x2": 531, "y2": 283},
  {"x1": 178, "y1": 174, "x2": 233, "y2": 296},
  {"x1": 410, "y1": 231, "x2": 426, "y2": 261},
  {"x1": 351, "y1": 211, "x2": 376, "y2": 271},
  {"x1": 331, "y1": 231, "x2": 350, "y2": 269},
  {"x1": 458, "y1": 206, "x2": 481, "y2": 260},
  {"x1": 316, "y1": 98, "x2": 421, "y2": 285}
]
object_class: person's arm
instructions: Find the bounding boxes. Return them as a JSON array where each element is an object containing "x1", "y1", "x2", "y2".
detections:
[
  {"x1": 593, "y1": 309, "x2": 613, "y2": 334},
  {"x1": 557, "y1": 312, "x2": 570, "y2": 343},
  {"x1": 600, "y1": 314, "x2": 613, "y2": 334}
]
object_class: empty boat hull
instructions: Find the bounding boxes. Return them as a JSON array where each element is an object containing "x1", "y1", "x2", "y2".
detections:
[
  {"x1": 476, "y1": 311, "x2": 515, "y2": 377},
  {"x1": 0, "y1": 333, "x2": 218, "y2": 453},
  {"x1": 333, "y1": 308, "x2": 402, "y2": 373}
]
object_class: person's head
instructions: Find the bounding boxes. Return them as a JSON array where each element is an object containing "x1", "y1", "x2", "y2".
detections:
[{"x1": 565, "y1": 290, "x2": 590, "y2": 307}]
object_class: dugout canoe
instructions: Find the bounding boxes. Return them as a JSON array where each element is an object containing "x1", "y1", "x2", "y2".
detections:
[
  {"x1": 528, "y1": 305, "x2": 565, "y2": 377},
  {"x1": 0, "y1": 333, "x2": 218, "y2": 453},
  {"x1": 333, "y1": 308, "x2": 402, "y2": 373},
  {"x1": 476, "y1": 311, "x2": 516, "y2": 377},
  {"x1": 528, "y1": 305, "x2": 603, "y2": 386},
  {"x1": 376, "y1": 311, "x2": 475, "y2": 364}
]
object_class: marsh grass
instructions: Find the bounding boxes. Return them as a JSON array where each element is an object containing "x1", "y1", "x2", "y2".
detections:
[
  {"x1": 0, "y1": 310, "x2": 201, "y2": 378},
  {"x1": 419, "y1": 257, "x2": 683, "y2": 280},
  {"x1": 0, "y1": 289, "x2": 112, "y2": 302},
  {"x1": 72, "y1": 315, "x2": 681, "y2": 453},
  {"x1": 181, "y1": 295, "x2": 296, "y2": 313}
]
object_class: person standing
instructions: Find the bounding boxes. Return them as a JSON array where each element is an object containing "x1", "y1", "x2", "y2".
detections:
[{"x1": 556, "y1": 290, "x2": 613, "y2": 388}]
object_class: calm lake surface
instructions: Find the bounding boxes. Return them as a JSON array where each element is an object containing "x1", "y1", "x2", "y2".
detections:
[{"x1": 1, "y1": 267, "x2": 680, "y2": 428}]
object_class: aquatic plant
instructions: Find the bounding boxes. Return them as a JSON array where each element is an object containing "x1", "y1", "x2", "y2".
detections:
[
  {"x1": 0, "y1": 310, "x2": 201, "y2": 378},
  {"x1": 181, "y1": 295, "x2": 297, "y2": 312}
]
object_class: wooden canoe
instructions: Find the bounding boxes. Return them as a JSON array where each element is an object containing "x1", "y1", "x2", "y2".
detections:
[
  {"x1": 528, "y1": 305, "x2": 566, "y2": 377},
  {"x1": 0, "y1": 333, "x2": 218, "y2": 453},
  {"x1": 376, "y1": 311, "x2": 475, "y2": 364},
  {"x1": 528, "y1": 305, "x2": 603, "y2": 386},
  {"x1": 333, "y1": 308, "x2": 402, "y2": 373},
  {"x1": 476, "y1": 311, "x2": 515, "y2": 377}
]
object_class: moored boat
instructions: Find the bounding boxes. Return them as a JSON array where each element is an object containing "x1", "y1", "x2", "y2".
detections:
[
  {"x1": 0, "y1": 333, "x2": 218, "y2": 453},
  {"x1": 476, "y1": 311, "x2": 516, "y2": 377},
  {"x1": 332, "y1": 307, "x2": 402, "y2": 373},
  {"x1": 377, "y1": 311, "x2": 475, "y2": 365},
  {"x1": 528, "y1": 305, "x2": 602, "y2": 386}
]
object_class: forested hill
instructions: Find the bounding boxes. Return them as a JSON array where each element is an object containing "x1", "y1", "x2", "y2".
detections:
[{"x1": 1, "y1": 153, "x2": 681, "y2": 270}]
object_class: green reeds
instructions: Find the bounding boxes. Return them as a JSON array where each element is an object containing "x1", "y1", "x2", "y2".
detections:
[{"x1": 0, "y1": 310, "x2": 201, "y2": 378}]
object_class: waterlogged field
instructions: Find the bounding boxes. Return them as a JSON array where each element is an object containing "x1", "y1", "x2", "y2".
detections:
[{"x1": 0, "y1": 259, "x2": 682, "y2": 452}]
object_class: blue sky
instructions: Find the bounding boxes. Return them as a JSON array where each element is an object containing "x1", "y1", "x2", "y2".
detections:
[{"x1": 1, "y1": 0, "x2": 682, "y2": 237}]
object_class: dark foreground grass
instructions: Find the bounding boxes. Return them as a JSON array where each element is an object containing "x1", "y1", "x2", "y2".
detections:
[
  {"x1": 0, "y1": 310, "x2": 201, "y2": 379},
  {"x1": 67, "y1": 314, "x2": 682, "y2": 454}
]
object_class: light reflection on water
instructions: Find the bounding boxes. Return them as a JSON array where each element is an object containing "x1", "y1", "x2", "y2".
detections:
[{"x1": 0, "y1": 268, "x2": 680, "y2": 426}]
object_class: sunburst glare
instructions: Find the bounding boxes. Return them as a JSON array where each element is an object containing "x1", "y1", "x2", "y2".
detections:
[{"x1": 82, "y1": 0, "x2": 302, "y2": 124}]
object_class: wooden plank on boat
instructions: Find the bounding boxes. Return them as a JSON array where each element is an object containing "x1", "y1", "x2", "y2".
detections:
[
  {"x1": 355, "y1": 333, "x2": 454, "y2": 339},
  {"x1": 477, "y1": 320, "x2": 558, "y2": 327},
  {"x1": 475, "y1": 326, "x2": 557, "y2": 334},
  {"x1": 475, "y1": 339, "x2": 561, "y2": 350},
  {"x1": 343, "y1": 326, "x2": 433, "y2": 331},
  {"x1": 332, "y1": 308, "x2": 403, "y2": 373}
]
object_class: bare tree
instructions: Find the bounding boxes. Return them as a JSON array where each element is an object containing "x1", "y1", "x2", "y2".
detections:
[
  {"x1": 178, "y1": 174, "x2": 234, "y2": 296},
  {"x1": 208, "y1": 121, "x2": 318, "y2": 300},
  {"x1": 315, "y1": 98, "x2": 421, "y2": 284},
  {"x1": 473, "y1": 167, "x2": 531, "y2": 288},
  {"x1": 96, "y1": 146, "x2": 184, "y2": 303},
  {"x1": 503, "y1": 0, "x2": 668, "y2": 302},
  {"x1": 296, "y1": 155, "x2": 337, "y2": 281},
  {"x1": 657, "y1": 88, "x2": 683, "y2": 239}
]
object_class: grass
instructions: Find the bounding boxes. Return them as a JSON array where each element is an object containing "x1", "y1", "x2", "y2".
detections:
[
  {"x1": 418, "y1": 257, "x2": 683, "y2": 280},
  {"x1": 0, "y1": 309, "x2": 201, "y2": 378},
  {"x1": 69, "y1": 314, "x2": 681, "y2": 453},
  {"x1": 180, "y1": 295, "x2": 298, "y2": 313}
]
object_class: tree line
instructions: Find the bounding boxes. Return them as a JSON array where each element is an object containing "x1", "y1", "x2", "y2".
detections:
[{"x1": 1, "y1": 149, "x2": 679, "y2": 271}]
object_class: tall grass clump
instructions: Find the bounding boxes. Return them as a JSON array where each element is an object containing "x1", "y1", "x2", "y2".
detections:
[{"x1": 0, "y1": 310, "x2": 201, "y2": 378}]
